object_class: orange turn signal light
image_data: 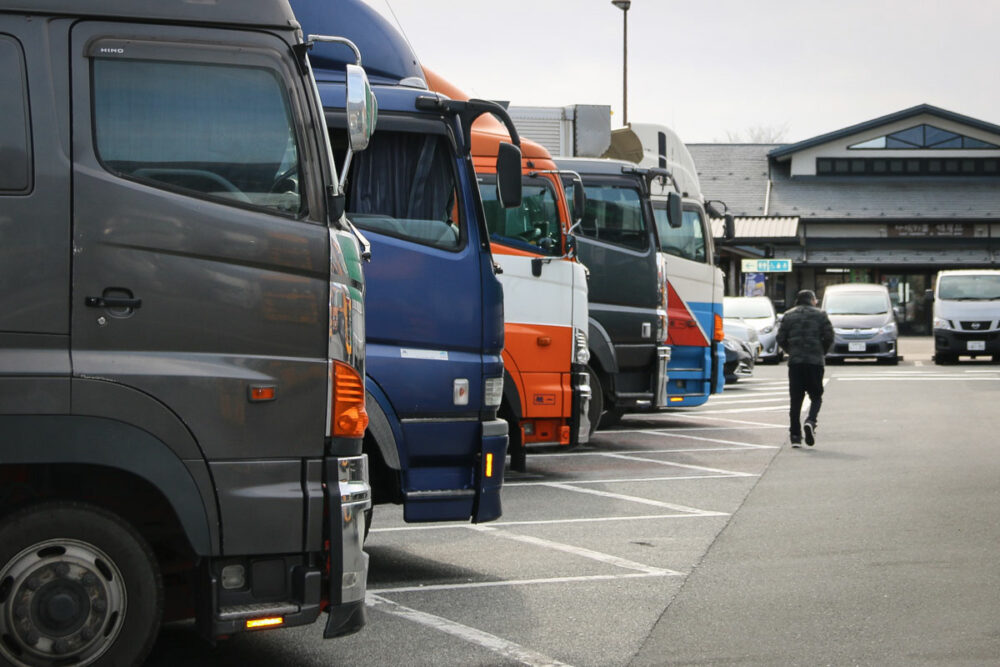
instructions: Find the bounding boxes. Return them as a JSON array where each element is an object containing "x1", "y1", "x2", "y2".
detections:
[
  {"x1": 485, "y1": 453, "x2": 494, "y2": 478},
  {"x1": 713, "y1": 313, "x2": 725, "y2": 342},
  {"x1": 332, "y1": 361, "x2": 369, "y2": 438},
  {"x1": 246, "y1": 617, "x2": 284, "y2": 629}
]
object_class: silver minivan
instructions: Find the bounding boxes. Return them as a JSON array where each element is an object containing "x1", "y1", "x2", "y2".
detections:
[{"x1": 821, "y1": 283, "x2": 899, "y2": 364}]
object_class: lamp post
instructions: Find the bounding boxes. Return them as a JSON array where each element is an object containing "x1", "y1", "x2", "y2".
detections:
[{"x1": 611, "y1": 0, "x2": 631, "y2": 126}]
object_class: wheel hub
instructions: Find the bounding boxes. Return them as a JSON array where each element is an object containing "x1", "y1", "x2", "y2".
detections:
[{"x1": 1, "y1": 540, "x2": 126, "y2": 667}]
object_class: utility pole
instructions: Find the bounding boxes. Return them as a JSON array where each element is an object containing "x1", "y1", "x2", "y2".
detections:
[{"x1": 611, "y1": 0, "x2": 631, "y2": 126}]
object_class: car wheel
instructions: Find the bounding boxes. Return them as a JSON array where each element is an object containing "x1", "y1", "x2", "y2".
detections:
[{"x1": 0, "y1": 502, "x2": 163, "y2": 667}]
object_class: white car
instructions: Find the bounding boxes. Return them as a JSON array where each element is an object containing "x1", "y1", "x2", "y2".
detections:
[{"x1": 724, "y1": 296, "x2": 782, "y2": 363}]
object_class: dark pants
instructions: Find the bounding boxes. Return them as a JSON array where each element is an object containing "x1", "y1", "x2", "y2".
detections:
[{"x1": 788, "y1": 363, "x2": 824, "y2": 438}]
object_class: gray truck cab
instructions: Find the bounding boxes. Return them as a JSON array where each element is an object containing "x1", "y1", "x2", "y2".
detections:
[{"x1": 0, "y1": 2, "x2": 374, "y2": 664}]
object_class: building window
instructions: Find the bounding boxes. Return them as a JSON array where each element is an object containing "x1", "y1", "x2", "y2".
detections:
[
  {"x1": 848, "y1": 124, "x2": 999, "y2": 150},
  {"x1": 814, "y1": 156, "x2": 1000, "y2": 177}
]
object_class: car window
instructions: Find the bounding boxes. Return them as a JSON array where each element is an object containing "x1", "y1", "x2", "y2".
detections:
[
  {"x1": 0, "y1": 35, "x2": 31, "y2": 193},
  {"x1": 824, "y1": 293, "x2": 890, "y2": 315},
  {"x1": 93, "y1": 59, "x2": 303, "y2": 215},
  {"x1": 479, "y1": 173, "x2": 561, "y2": 255}
]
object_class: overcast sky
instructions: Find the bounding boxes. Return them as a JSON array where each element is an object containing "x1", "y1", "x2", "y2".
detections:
[{"x1": 367, "y1": 0, "x2": 1000, "y2": 144}]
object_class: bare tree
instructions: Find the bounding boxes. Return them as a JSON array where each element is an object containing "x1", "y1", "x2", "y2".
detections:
[{"x1": 718, "y1": 123, "x2": 790, "y2": 143}]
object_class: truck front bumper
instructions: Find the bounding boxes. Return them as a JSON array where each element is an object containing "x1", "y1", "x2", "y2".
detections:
[{"x1": 934, "y1": 327, "x2": 1000, "y2": 357}]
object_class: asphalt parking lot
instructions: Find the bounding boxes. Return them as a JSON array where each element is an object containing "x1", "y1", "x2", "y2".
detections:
[{"x1": 148, "y1": 337, "x2": 1000, "y2": 666}]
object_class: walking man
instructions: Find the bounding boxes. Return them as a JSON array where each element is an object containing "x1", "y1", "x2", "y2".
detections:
[{"x1": 776, "y1": 290, "x2": 834, "y2": 447}]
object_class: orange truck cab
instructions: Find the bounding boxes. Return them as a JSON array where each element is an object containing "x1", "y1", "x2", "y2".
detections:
[{"x1": 425, "y1": 68, "x2": 591, "y2": 471}]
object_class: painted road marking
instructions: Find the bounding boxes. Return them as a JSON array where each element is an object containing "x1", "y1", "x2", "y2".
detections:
[
  {"x1": 371, "y1": 511, "x2": 733, "y2": 534},
  {"x1": 631, "y1": 431, "x2": 779, "y2": 449},
  {"x1": 665, "y1": 414, "x2": 787, "y2": 428},
  {"x1": 600, "y1": 452, "x2": 756, "y2": 477},
  {"x1": 540, "y1": 482, "x2": 729, "y2": 517},
  {"x1": 370, "y1": 570, "x2": 677, "y2": 595},
  {"x1": 608, "y1": 424, "x2": 785, "y2": 434},
  {"x1": 688, "y1": 396, "x2": 788, "y2": 406},
  {"x1": 470, "y1": 525, "x2": 680, "y2": 575},
  {"x1": 837, "y1": 377, "x2": 999, "y2": 382},
  {"x1": 368, "y1": 594, "x2": 575, "y2": 667}
]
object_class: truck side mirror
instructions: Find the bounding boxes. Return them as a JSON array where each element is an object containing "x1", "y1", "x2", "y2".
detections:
[
  {"x1": 344, "y1": 64, "x2": 377, "y2": 152},
  {"x1": 724, "y1": 213, "x2": 735, "y2": 241},
  {"x1": 667, "y1": 191, "x2": 683, "y2": 228},
  {"x1": 496, "y1": 142, "x2": 522, "y2": 209},
  {"x1": 572, "y1": 177, "x2": 586, "y2": 222}
]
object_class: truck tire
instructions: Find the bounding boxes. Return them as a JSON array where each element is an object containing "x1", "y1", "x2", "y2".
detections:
[{"x1": 0, "y1": 502, "x2": 163, "y2": 667}]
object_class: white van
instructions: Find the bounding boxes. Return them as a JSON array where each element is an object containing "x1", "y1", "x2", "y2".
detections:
[{"x1": 932, "y1": 269, "x2": 1000, "y2": 364}]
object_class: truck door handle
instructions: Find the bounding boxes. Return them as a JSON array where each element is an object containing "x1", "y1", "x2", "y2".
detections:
[{"x1": 85, "y1": 296, "x2": 142, "y2": 309}]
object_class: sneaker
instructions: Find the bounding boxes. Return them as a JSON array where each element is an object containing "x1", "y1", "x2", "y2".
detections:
[
  {"x1": 790, "y1": 435, "x2": 802, "y2": 448},
  {"x1": 804, "y1": 421, "x2": 816, "y2": 447}
]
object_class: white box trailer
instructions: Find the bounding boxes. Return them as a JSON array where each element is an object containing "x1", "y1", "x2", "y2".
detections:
[{"x1": 507, "y1": 104, "x2": 612, "y2": 158}]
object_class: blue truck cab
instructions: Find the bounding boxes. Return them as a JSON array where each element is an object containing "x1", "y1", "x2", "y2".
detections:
[{"x1": 293, "y1": 0, "x2": 523, "y2": 524}]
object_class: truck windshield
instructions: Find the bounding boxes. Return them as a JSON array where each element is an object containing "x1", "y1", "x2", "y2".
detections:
[
  {"x1": 654, "y1": 205, "x2": 706, "y2": 263},
  {"x1": 938, "y1": 274, "x2": 1000, "y2": 300},
  {"x1": 347, "y1": 130, "x2": 462, "y2": 251},
  {"x1": 565, "y1": 183, "x2": 648, "y2": 251},
  {"x1": 478, "y1": 174, "x2": 560, "y2": 255},
  {"x1": 824, "y1": 293, "x2": 890, "y2": 315}
]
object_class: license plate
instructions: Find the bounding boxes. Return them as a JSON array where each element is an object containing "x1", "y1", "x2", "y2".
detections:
[
  {"x1": 848, "y1": 342, "x2": 867, "y2": 352},
  {"x1": 968, "y1": 340, "x2": 986, "y2": 351}
]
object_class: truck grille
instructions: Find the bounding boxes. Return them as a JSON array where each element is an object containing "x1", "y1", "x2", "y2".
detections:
[{"x1": 959, "y1": 321, "x2": 993, "y2": 331}]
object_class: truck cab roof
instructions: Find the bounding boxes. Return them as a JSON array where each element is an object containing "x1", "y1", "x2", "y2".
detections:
[
  {"x1": 553, "y1": 156, "x2": 643, "y2": 177},
  {"x1": 2, "y1": 0, "x2": 300, "y2": 30}
]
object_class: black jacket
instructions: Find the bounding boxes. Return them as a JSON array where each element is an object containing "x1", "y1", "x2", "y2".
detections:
[{"x1": 776, "y1": 304, "x2": 834, "y2": 366}]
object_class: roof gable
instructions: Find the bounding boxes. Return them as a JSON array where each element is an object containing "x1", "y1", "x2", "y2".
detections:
[{"x1": 769, "y1": 104, "x2": 1000, "y2": 159}]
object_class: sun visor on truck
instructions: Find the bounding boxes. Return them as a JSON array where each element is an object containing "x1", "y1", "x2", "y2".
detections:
[{"x1": 290, "y1": 0, "x2": 425, "y2": 87}]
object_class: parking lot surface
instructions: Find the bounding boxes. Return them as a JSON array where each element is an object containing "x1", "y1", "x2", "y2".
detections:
[{"x1": 148, "y1": 338, "x2": 1000, "y2": 666}]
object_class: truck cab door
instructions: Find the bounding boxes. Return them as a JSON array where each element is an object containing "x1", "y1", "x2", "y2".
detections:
[{"x1": 69, "y1": 22, "x2": 333, "y2": 553}]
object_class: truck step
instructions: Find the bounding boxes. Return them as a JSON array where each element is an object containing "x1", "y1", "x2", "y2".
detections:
[{"x1": 218, "y1": 602, "x2": 300, "y2": 621}]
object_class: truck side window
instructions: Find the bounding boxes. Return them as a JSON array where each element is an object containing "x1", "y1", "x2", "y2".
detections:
[
  {"x1": 654, "y1": 207, "x2": 707, "y2": 263},
  {"x1": 92, "y1": 59, "x2": 302, "y2": 215},
  {"x1": 0, "y1": 35, "x2": 31, "y2": 193},
  {"x1": 347, "y1": 130, "x2": 462, "y2": 251},
  {"x1": 478, "y1": 174, "x2": 560, "y2": 255},
  {"x1": 569, "y1": 184, "x2": 648, "y2": 251}
]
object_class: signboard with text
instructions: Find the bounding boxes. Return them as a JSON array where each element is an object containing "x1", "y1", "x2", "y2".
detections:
[{"x1": 741, "y1": 259, "x2": 792, "y2": 273}]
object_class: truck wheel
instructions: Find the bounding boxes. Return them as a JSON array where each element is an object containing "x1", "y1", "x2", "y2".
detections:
[
  {"x1": 586, "y1": 366, "x2": 604, "y2": 435},
  {"x1": 0, "y1": 502, "x2": 162, "y2": 667}
]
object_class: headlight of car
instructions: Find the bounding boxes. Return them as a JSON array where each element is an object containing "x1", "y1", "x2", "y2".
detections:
[
  {"x1": 574, "y1": 328, "x2": 590, "y2": 365},
  {"x1": 879, "y1": 322, "x2": 897, "y2": 336},
  {"x1": 932, "y1": 317, "x2": 952, "y2": 330},
  {"x1": 760, "y1": 325, "x2": 774, "y2": 334},
  {"x1": 834, "y1": 327, "x2": 851, "y2": 335}
]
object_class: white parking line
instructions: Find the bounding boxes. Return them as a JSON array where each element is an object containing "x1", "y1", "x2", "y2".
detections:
[
  {"x1": 507, "y1": 472, "x2": 760, "y2": 487},
  {"x1": 541, "y1": 482, "x2": 729, "y2": 517},
  {"x1": 370, "y1": 511, "x2": 732, "y2": 534},
  {"x1": 658, "y1": 414, "x2": 785, "y2": 428},
  {"x1": 470, "y1": 525, "x2": 680, "y2": 575},
  {"x1": 367, "y1": 594, "x2": 575, "y2": 667},
  {"x1": 837, "y1": 377, "x2": 999, "y2": 382},
  {"x1": 695, "y1": 397, "x2": 789, "y2": 406},
  {"x1": 370, "y1": 570, "x2": 678, "y2": 595},
  {"x1": 608, "y1": 424, "x2": 785, "y2": 434},
  {"x1": 634, "y1": 432, "x2": 780, "y2": 449},
  {"x1": 601, "y1": 452, "x2": 757, "y2": 477},
  {"x1": 677, "y1": 405, "x2": 786, "y2": 414}
]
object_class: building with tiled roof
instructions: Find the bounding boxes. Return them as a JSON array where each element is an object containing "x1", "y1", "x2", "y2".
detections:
[{"x1": 690, "y1": 104, "x2": 1000, "y2": 332}]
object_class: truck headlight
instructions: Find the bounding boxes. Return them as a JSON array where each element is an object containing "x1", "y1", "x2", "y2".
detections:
[
  {"x1": 933, "y1": 317, "x2": 952, "y2": 330},
  {"x1": 574, "y1": 328, "x2": 590, "y2": 365},
  {"x1": 484, "y1": 377, "x2": 503, "y2": 407}
]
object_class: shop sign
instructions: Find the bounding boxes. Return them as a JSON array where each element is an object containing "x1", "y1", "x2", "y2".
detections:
[
  {"x1": 741, "y1": 258, "x2": 792, "y2": 273},
  {"x1": 888, "y1": 223, "x2": 972, "y2": 238}
]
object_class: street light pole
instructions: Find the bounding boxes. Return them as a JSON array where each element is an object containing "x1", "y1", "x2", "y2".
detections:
[{"x1": 611, "y1": 0, "x2": 631, "y2": 126}]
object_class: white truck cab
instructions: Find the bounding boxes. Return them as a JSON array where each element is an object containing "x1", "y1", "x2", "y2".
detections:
[{"x1": 932, "y1": 269, "x2": 1000, "y2": 364}]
